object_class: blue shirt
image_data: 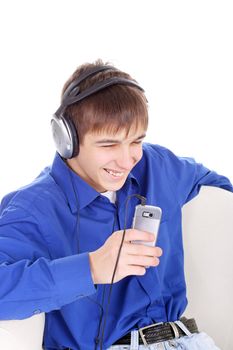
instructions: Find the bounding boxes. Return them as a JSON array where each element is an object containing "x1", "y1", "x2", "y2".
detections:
[{"x1": 0, "y1": 143, "x2": 232, "y2": 350}]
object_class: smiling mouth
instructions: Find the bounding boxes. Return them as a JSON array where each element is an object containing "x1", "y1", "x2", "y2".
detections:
[{"x1": 104, "y1": 168, "x2": 125, "y2": 177}]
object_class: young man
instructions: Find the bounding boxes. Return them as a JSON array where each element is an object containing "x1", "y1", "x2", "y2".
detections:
[{"x1": 0, "y1": 60, "x2": 232, "y2": 350}]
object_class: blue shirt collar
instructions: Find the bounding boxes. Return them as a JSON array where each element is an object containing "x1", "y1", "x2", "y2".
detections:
[{"x1": 50, "y1": 153, "x2": 140, "y2": 212}]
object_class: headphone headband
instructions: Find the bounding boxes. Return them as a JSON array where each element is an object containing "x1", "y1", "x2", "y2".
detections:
[
  {"x1": 62, "y1": 65, "x2": 116, "y2": 100},
  {"x1": 55, "y1": 76, "x2": 144, "y2": 117}
]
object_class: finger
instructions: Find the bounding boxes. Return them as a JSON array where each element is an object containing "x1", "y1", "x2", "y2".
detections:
[
  {"x1": 127, "y1": 255, "x2": 160, "y2": 267},
  {"x1": 125, "y1": 265, "x2": 146, "y2": 277},
  {"x1": 124, "y1": 229, "x2": 155, "y2": 243},
  {"x1": 156, "y1": 247, "x2": 163, "y2": 257},
  {"x1": 124, "y1": 242, "x2": 163, "y2": 257}
]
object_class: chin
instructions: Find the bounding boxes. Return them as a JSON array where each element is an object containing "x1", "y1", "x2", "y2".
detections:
[{"x1": 105, "y1": 182, "x2": 126, "y2": 192}]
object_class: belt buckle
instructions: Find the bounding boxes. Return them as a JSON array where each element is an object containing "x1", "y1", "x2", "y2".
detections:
[
  {"x1": 168, "y1": 322, "x2": 180, "y2": 339},
  {"x1": 138, "y1": 322, "x2": 163, "y2": 347}
]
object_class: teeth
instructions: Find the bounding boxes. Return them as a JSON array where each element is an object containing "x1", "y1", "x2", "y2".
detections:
[{"x1": 105, "y1": 169, "x2": 124, "y2": 177}]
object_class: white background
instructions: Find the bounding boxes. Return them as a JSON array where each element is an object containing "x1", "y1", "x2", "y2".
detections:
[{"x1": 0, "y1": 0, "x2": 232, "y2": 200}]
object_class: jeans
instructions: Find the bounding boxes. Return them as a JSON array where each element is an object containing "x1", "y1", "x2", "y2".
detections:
[{"x1": 107, "y1": 320, "x2": 221, "y2": 350}]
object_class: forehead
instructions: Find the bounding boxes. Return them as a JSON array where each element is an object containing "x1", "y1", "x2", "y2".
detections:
[{"x1": 85, "y1": 124, "x2": 147, "y2": 143}]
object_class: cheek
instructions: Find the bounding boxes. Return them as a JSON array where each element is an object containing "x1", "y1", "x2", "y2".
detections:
[
  {"x1": 79, "y1": 150, "x2": 103, "y2": 170},
  {"x1": 96, "y1": 149, "x2": 115, "y2": 166},
  {"x1": 134, "y1": 146, "x2": 143, "y2": 161}
]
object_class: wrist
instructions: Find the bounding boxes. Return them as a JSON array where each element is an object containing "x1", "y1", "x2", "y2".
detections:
[{"x1": 89, "y1": 251, "x2": 97, "y2": 284}]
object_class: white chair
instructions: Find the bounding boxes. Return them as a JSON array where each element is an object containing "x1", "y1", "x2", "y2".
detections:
[
  {"x1": 183, "y1": 186, "x2": 233, "y2": 350},
  {"x1": 0, "y1": 313, "x2": 45, "y2": 350},
  {"x1": 0, "y1": 186, "x2": 232, "y2": 349}
]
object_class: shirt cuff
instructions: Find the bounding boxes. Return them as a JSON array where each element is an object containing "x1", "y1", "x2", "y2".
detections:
[{"x1": 52, "y1": 252, "x2": 97, "y2": 306}]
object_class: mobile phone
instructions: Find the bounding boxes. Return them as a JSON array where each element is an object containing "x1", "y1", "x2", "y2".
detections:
[{"x1": 131, "y1": 205, "x2": 162, "y2": 246}]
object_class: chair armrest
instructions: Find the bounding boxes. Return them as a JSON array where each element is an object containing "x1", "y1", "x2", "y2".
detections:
[{"x1": 0, "y1": 313, "x2": 45, "y2": 350}]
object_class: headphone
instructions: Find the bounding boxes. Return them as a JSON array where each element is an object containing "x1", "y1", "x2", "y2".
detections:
[{"x1": 51, "y1": 65, "x2": 145, "y2": 159}]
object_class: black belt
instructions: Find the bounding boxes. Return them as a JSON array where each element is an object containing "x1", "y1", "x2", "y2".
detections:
[{"x1": 113, "y1": 317, "x2": 199, "y2": 346}]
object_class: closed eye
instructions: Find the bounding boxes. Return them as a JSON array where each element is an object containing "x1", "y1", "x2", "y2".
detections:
[{"x1": 99, "y1": 144, "x2": 117, "y2": 148}]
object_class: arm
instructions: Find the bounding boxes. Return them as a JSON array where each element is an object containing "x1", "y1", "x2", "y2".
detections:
[
  {"x1": 0, "y1": 205, "x2": 96, "y2": 319},
  {"x1": 162, "y1": 147, "x2": 233, "y2": 205}
]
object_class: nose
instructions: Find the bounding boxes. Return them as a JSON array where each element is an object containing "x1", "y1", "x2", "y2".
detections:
[{"x1": 116, "y1": 145, "x2": 138, "y2": 170}]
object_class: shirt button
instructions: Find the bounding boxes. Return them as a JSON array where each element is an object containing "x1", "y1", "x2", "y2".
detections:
[{"x1": 33, "y1": 309, "x2": 41, "y2": 315}]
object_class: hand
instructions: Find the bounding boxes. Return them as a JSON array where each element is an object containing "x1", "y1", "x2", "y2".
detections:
[{"x1": 89, "y1": 229, "x2": 163, "y2": 284}]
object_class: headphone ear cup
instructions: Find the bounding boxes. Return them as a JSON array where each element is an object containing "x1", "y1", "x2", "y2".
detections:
[
  {"x1": 66, "y1": 117, "x2": 79, "y2": 157},
  {"x1": 51, "y1": 114, "x2": 79, "y2": 159}
]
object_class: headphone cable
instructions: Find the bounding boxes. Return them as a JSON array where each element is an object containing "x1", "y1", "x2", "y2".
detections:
[
  {"x1": 68, "y1": 169, "x2": 110, "y2": 350},
  {"x1": 99, "y1": 194, "x2": 146, "y2": 350}
]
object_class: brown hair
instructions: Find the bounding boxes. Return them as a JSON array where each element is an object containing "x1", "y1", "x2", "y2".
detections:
[{"x1": 62, "y1": 59, "x2": 148, "y2": 144}]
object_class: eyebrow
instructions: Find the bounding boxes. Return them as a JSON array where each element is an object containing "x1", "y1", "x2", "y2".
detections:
[{"x1": 94, "y1": 133, "x2": 147, "y2": 145}]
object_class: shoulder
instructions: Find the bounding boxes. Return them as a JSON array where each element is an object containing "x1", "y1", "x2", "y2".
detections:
[
  {"x1": 142, "y1": 143, "x2": 174, "y2": 159},
  {"x1": 140, "y1": 142, "x2": 183, "y2": 167},
  {"x1": 0, "y1": 166, "x2": 62, "y2": 218},
  {"x1": 132, "y1": 143, "x2": 175, "y2": 182},
  {"x1": 132, "y1": 143, "x2": 198, "y2": 183},
  {"x1": 141, "y1": 142, "x2": 196, "y2": 167}
]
